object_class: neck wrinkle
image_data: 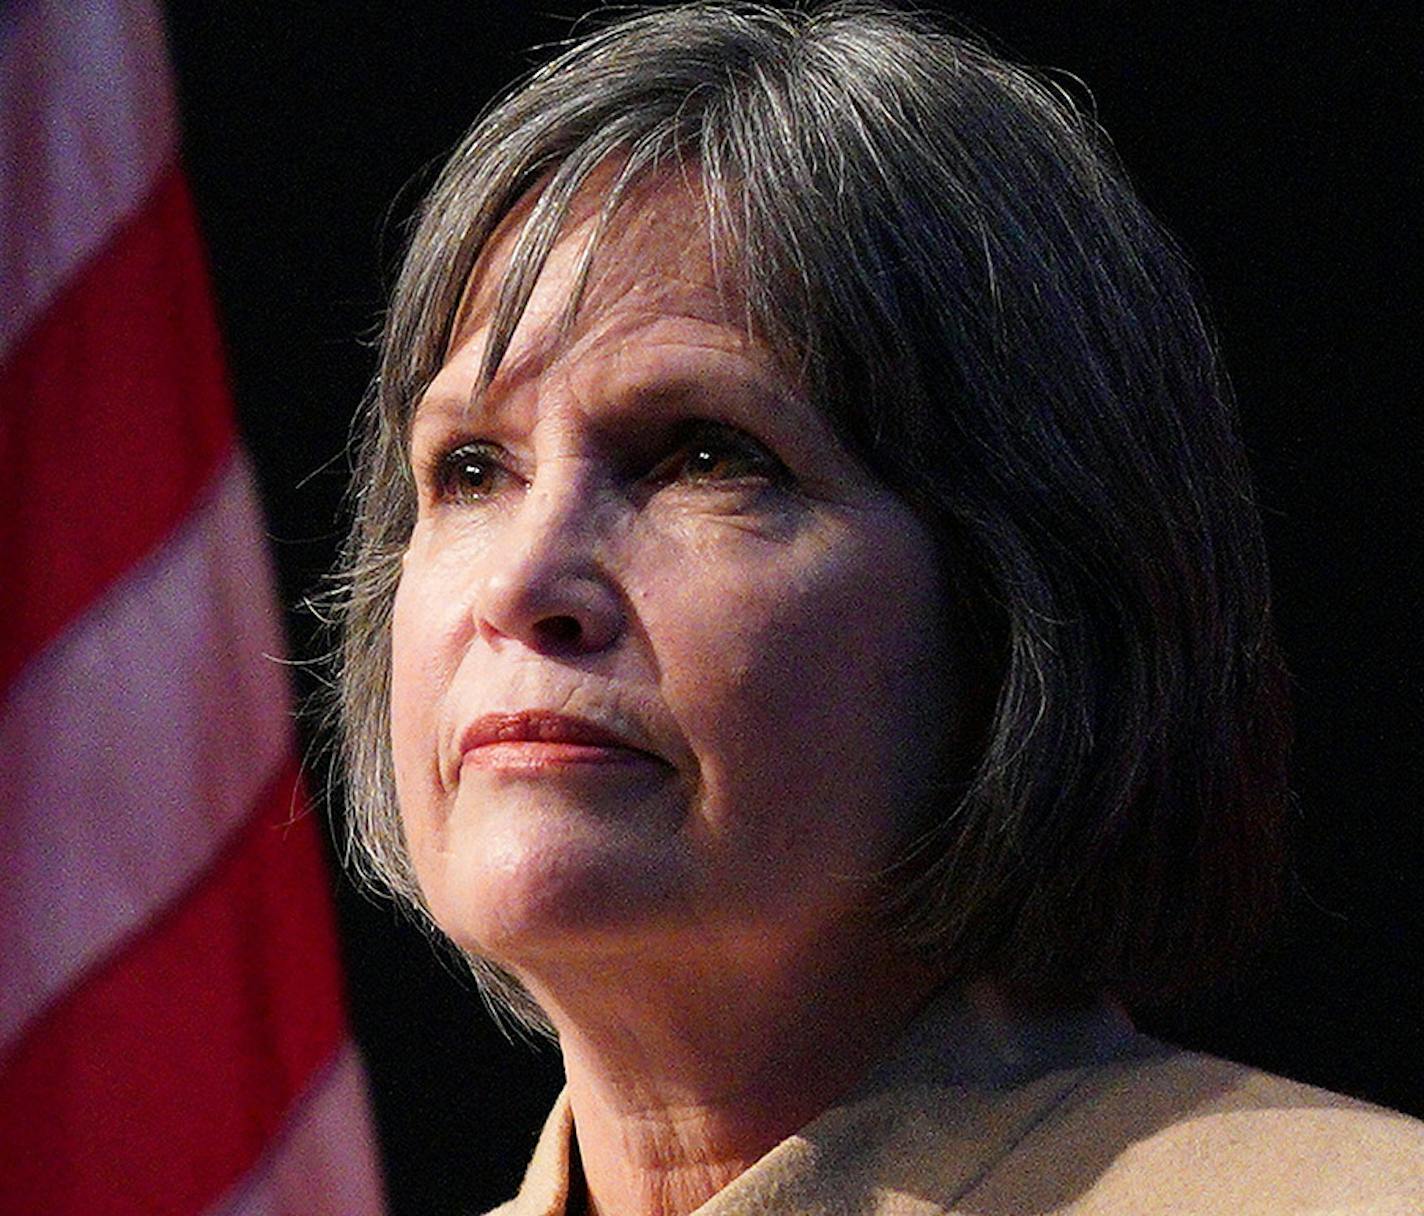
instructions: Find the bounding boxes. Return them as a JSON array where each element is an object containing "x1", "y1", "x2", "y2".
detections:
[{"x1": 546, "y1": 948, "x2": 946, "y2": 1216}]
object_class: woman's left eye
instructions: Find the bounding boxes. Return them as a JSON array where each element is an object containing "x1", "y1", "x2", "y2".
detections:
[{"x1": 660, "y1": 423, "x2": 786, "y2": 487}]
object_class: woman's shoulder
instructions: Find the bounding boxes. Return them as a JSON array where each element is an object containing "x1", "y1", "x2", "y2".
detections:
[{"x1": 980, "y1": 1039, "x2": 1424, "y2": 1213}]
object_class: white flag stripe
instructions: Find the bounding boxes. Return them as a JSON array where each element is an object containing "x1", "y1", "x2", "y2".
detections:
[
  {"x1": 0, "y1": 452, "x2": 294, "y2": 1054},
  {"x1": 0, "y1": 0, "x2": 176, "y2": 361},
  {"x1": 207, "y1": 1040, "x2": 388, "y2": 1216}
]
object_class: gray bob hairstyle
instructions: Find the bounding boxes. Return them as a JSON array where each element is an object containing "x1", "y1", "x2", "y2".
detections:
[{"x1": 334, "y1": 1, "x2": 1290, "y2": 1032}]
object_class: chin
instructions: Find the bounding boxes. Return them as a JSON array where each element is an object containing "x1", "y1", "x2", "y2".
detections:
[{"x1": 412, "y1": 808, "x2": 696, "y2": 969}]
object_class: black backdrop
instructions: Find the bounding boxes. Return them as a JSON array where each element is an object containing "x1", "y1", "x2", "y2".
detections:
[{"x1": 164, "y1": 5, "x2": 1421, "y2": 1214}]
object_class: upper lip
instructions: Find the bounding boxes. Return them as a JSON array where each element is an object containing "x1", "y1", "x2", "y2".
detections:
[{"x1": 456, "y1": 710, "x2": 664, "y2": 760}]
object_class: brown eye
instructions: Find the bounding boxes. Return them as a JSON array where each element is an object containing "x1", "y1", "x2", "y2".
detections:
[
  {"x1": 672, "y1": 424, "x2": 784, "y2": 485},
  {"x1": 434, "y1": 443, "x2": 507, "y2": 502}
]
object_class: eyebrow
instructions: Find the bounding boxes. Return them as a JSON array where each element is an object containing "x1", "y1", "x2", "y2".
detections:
[
  {"x1": 409, "y1": 336, "x2": 522, "y2": 435},
  {"x1": 412, "y1": 346, "x2": 804, "y2": 442}
]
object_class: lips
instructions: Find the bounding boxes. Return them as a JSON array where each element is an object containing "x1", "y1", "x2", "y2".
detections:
[{"x1": 455, "y1": 710, "x2": 667, "y2": 774}]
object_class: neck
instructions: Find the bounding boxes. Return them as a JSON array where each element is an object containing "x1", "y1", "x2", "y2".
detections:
[{"x1": 520, "y1": 937, "x2": 943, "y2": 1216}]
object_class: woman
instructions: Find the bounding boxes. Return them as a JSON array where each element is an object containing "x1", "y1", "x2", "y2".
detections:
[{"x1": 333, "y1": 5, "x2": 1424, "y2": 1213}]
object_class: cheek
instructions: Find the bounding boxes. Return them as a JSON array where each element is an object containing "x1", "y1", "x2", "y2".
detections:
[
  {"x1": 389, "y1": 578, "x2": 428, "y2": 777},
  {"x1": 761, "y1": 556, "x2": 944, "y2": 767},
  {"x1": 648, "y1": 522, "x2": 950, "y2": 856},
  {"x1": 388, "y1": 559, "x2": 465, "y2": 846}
]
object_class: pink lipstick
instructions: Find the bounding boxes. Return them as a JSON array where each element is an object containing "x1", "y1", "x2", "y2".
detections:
[{"x1": 457, "y1": 710, "x2": 665, "y2": 773}]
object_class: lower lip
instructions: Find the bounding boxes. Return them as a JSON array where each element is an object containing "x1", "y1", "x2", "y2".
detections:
[{"x1": 460, "y1": 741, "x2": 657, "y2": 772}]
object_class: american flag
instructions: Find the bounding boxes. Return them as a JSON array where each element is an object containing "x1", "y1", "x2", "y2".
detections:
[{"x1": 0, "y1": 2, "x2": 387, "y2": 1212}]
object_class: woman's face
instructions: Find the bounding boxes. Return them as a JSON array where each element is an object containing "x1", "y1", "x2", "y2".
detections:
[{"x1": 390, "y1": 176, "x2": 955, "y2": 987}]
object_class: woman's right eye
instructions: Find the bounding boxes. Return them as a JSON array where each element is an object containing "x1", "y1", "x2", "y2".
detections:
[{"x1": 430, "y1": 442, "x2": 510, "y2": 503}]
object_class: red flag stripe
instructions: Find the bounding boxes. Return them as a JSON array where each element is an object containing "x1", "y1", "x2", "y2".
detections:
[
  {"x1": 208, "y1": 1043, "x2": 386, "y2": 1216},
  {"x1": 0, "y1": 453, "x2": 293, "y2": 1054},
  {"x1": 0, "y1": 760, "x2": 350, "y2": 1216},
  {"x1": 0, "y1": 165, "x2": 236, "y2": 697},
  {"x1": 0, "y1": 0, "x2": 177, "y2": 360}
]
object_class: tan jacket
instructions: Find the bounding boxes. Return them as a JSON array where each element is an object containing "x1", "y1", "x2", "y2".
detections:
[{"x1": 491, "y1": 990, "x2": 1424, "y2": 1214}]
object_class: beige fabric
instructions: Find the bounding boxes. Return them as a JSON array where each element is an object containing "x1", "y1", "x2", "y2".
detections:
[{"x1": 488, "y1": 989, "x2": 1424, "y2": 1214}]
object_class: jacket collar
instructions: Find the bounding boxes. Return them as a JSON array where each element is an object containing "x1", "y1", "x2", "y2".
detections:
[{"x1": 499, "y1": 985, "x2": 1139, "y2": 1215}]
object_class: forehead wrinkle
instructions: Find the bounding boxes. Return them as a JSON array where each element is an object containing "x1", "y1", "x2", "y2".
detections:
[
  {"x1": 448, "y1": 165, "x2": 737, "y2": 368},
  {"x1": 427, "y1": 246, "x2": 745, "y2": 439}
]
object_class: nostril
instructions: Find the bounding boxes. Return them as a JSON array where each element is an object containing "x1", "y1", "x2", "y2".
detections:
[{"x1": 533, "y1": 615, "x2": 583, "y2": 649}]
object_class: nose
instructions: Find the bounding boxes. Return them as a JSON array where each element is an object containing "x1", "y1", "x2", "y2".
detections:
[{"x1": 473, "y1": 467, "x2": 626, "y2": 656}]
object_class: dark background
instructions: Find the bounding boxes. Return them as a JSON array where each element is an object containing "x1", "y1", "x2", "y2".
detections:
[{"x1": 165, "y1": 4, "x2": 1421, "y2": 1214}]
